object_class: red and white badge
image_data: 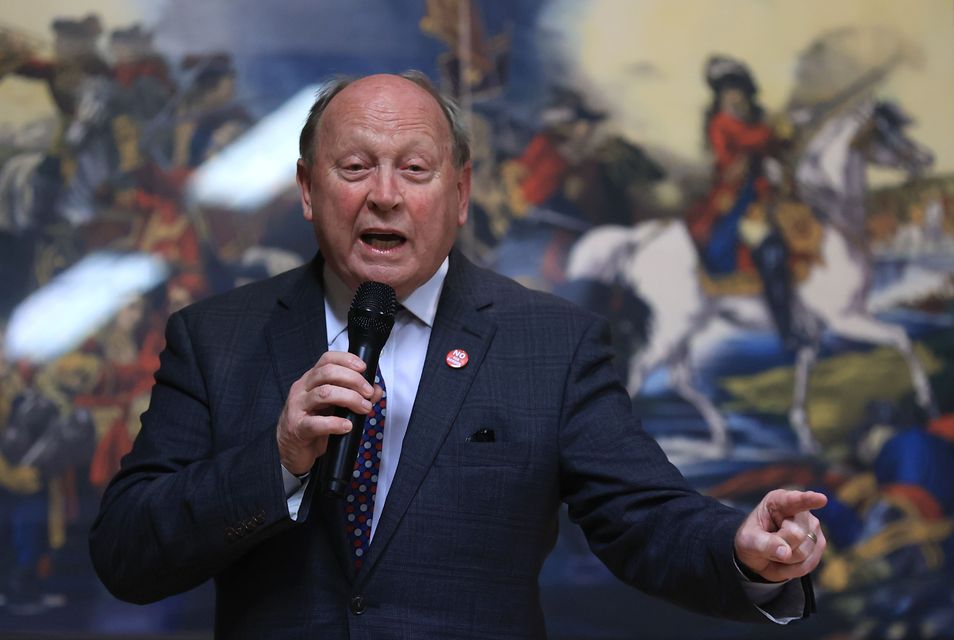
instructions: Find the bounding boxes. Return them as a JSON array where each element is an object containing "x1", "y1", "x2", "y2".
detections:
[{"x1": 445, "y1": 348, "x2": 469, "y2": 369}]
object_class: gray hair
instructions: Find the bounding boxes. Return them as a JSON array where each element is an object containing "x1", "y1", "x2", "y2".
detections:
[{"x1": 298, "y1": 70, "x2": 471, "y2": 169}]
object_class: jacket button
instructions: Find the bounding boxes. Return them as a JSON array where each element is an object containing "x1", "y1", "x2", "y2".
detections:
[{"x1": 349, "y1": 595, "x2": 365, "y2": 615}]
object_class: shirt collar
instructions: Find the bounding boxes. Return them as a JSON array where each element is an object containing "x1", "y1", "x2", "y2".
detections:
[{"x1": 323, "y1": 257, "x2": 449, "y2": 341}]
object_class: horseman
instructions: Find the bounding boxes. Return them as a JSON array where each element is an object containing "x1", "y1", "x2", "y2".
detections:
[
  {"x1": 172, "y1": 53, "x2": 252, "y2": 170},
  {"x1": 5, "y1": 14, "x2": 117, "y2": 233},
  {"x1": 11, "y1": 14, "x2": 111, "y2": 126},
  {"x1": 499, "y1": 86, "x2": 663, "y2": 288},
  {"x1": 688, "y1": 55, "x2": 804, "y2": 350},
  {"x1": 108, "y1": 24, "x2": 177, "y2": 174}
]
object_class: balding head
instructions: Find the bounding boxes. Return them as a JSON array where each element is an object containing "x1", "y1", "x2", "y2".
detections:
[
  {"x1": 298, "y1": 71, "x2": 470, "y2": 170},
  {"x1": 294, "y1": 70, "x2": 472, "y2": 298}
]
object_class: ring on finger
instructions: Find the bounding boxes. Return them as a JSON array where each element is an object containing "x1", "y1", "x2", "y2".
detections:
[{"x1": 806, "y1": 530, "x2": 818, "y2": 544}]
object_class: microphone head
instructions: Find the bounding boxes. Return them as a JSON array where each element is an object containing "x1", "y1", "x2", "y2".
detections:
[{"x1": 348, "y1": 281, "x2": 397, "y2": 338}]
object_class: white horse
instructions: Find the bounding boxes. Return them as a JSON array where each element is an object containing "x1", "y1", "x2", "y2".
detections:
[{"x1": 566, "y1": 97, "x2": 936, "y2": 455}]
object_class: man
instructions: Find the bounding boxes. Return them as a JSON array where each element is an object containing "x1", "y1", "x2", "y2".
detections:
[
  {"x1": 90, "y1": 72, "x2": 826, "y2": 638},
  {"x1": 688, "y1": 55, "x2": 804, "y2": 350}
]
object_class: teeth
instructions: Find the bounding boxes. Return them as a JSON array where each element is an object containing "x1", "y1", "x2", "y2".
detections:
[{"x1": 363, "y1": 233, "x2": 404, "y2": 250}]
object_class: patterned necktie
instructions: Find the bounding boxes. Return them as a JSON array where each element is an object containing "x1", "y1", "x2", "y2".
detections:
[{"x1": 345, "y1": 370, "x2": 385, "y2": 570}]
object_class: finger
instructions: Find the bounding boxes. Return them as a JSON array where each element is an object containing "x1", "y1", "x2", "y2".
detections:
[
  {"x1": 775, "y1": 519, "x2": 815, "y2": 564},
  {"x1": 315, "y1": 350, "x2": 367, "y2": 371},
  {"x1": 739, "y1": 528, "x2": 794, "y2": 563},
  {"x1": 294, "y1": 413, "x2": 355, "y2": 439},
  {"x1": 277, "y1": 414, "x2": 354, "y2": 474},
  {"x1": 303, "y1": 384, "x2": 374, "y2": 417},
  {"x1": 807, "y1": 527, "x2": 827, "y2": 569},
  {"x1": 765, "y1": 490, "x2": 828, "y2": 522},
  {"x1": 282, "y1": 411, "x2": 353, "y2": 444},
  {"x1": 302, "y1": 351, "x2": 373, "y2": 396},
  {"x1": 301, "y1": 361, "x2": 375, "y2": 400},
  {"x1": 762, "y1": 528, "x2": 828, "y2": 582}
]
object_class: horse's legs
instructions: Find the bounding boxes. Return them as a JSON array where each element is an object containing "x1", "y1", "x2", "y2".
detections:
[
  {"x1": 626, "y1": 333, "x2": 667, "y2": 395},
  {"x1": 825, "y1": 312, "x2": 936, "y2": 414},
  {"x1": 625, "y1": 310, "x2": 730, "y2": 450},
  {"x1": 789, "y1": 344, "x2": 822, "y2": 454},
  {"x1": 669, "y1": 350, "x2": 730, "y2": 451}
]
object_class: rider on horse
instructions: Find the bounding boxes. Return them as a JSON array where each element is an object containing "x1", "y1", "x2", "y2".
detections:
[{"x1": 688, "y1": 55, "x2": 806, "y2": 350}]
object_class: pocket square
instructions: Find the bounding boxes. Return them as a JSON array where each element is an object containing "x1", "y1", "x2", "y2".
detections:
[{"x1": 466, "y1": 428, "x2": 495, "y2": 443}]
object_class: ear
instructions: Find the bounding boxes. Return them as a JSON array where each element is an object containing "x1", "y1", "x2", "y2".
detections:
[
  {"x1": 456, "y1": 161, "x2": 472, "y2": 227},
  {"x1": 296, "y1": 159, "x2": 314, "y2": 221}
]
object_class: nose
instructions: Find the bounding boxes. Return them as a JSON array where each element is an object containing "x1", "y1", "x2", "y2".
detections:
[{"x1": 367, "y1": 166, "x2": 402, "y2": 214}]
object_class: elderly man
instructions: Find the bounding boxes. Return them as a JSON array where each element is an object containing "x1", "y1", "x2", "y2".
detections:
[{"x1": 90, "y1": 72, "x2": 826, "y2": 638}]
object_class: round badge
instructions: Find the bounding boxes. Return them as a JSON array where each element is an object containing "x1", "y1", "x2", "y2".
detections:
[{"x1": 445, "y1": 348, "x2": 469, "y2": 369}]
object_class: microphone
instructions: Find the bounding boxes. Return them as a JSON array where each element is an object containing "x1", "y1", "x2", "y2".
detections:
[{"x1": 320, "y1": 281, "x2": 397, "y2": 497}]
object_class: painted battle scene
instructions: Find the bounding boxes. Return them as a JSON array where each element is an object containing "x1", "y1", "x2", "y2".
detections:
[{"x1": 1, "y1": 0, "x2": 952, "y2": 637}]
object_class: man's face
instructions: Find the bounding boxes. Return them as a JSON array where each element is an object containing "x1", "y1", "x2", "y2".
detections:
[
  {"x1": 719, "y1": 88, "x2": 751, "y2": 120},
  {"x1": 296, "y1": 75, "x2": 471, "y2": 299},
  {"x1": 56, "y1": 35, "x2": 95, "y2": 59}
]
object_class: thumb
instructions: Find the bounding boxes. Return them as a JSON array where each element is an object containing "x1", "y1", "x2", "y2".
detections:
[{"x1": 740, "y1": 528, "x2": 791, "y2": 562}]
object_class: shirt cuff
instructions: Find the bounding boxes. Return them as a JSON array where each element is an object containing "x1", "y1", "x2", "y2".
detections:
[
  {"x1": 734, "y1": 557, "x2": 805, "y2": 624},
  {"x1": 280, "y1": 464, "x2": 310, "y2": 521}
]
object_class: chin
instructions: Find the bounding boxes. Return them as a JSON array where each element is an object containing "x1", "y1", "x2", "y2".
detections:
[{"x1": 351, "y1": 266, "x2": 408, "y2": 291}]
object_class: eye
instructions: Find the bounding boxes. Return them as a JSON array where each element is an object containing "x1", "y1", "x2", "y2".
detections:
[
  {"x1": 401, "y1": 162, "x2": 433, "y2": 180},
  {"x1": 338, "y1": 161, "x2": 370, "y2": 179}
]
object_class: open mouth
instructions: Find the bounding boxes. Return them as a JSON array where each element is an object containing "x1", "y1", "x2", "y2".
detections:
[{"x1": 361, "y1": 232, "x2": 405, "y2": 251}]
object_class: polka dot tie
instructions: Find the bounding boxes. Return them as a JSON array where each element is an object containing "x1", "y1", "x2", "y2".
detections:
[{"x1": 345, "y1": 370, "x2": 385, "y2": 570}]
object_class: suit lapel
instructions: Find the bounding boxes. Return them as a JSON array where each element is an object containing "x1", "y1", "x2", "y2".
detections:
[
  {"x1": 264, "y1": 255, "x2": 358, "y2": 579},
  {"x1": 358, "y1": 252, "x2": 496, "y2": 582},
  {"x1": 265, "y1": 255, "x2": 328, "y2": 404}
]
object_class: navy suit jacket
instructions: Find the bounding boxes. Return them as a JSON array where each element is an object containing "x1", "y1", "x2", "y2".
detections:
[{"x1": 91, "y1": 250, "x2": 807, "y2": 638}]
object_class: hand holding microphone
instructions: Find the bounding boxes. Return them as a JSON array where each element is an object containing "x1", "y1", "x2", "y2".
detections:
[{"x1": 275, "y1": 281, "x2": 396, "y2": 496}]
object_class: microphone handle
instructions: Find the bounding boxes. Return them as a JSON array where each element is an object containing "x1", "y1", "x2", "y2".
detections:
[{"x1": 320, "y1": 342, "x2": 381, "y2": 497}]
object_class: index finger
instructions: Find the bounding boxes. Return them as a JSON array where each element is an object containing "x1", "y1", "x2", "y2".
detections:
[
  {"x1": 299, "y1": 352, "x2": 372, "y2": 395},
  {"x1": 315, "y1": 350, "x2": 367, "y2": 371},
  {"x1": 767, "y1": 490, "x2": 828, "y2": 520}
]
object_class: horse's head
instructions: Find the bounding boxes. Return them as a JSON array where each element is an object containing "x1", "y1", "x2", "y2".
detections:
[
  {"x1": 795, "y1": 96, "x2": 935, "y2": 227},
  {"x1": 857, "y1": 100, "x2": 934, "y2": 176}
]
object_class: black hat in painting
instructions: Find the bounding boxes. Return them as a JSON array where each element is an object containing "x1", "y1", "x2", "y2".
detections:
[{"x1": 705, "y1": 55, "x2": 758, "y2": 95}]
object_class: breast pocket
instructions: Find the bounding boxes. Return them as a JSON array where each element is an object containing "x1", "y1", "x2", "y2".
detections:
[
  {"x1": 456, "y1": 442, "x2": 530, "y2": 467},
  {"x1": 443, "y1": 442, "x2": 532, "y2": 519}
]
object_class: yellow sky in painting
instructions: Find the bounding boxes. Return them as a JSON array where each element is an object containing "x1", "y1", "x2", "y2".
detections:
[
  {"x1": 0, "y1": 0, "x2": 142, "y2": 126},
  {"x1": 543, "y1": 0, "x2": 954, "y2": 180},
  {"x1": 2, "y1": 0, "x2": 951, "y2": 184}
]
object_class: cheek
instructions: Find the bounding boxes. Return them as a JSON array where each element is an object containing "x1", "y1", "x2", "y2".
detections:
[{"x1": 315, "y1": 186, "x2": 363, "y2": 228}]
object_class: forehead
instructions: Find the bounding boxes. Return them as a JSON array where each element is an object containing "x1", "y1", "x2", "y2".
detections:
[{"x1": 317, "y1": 77, "x2": 451, "y2": 154}]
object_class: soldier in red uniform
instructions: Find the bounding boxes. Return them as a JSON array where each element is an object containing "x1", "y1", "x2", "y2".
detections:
[
  {"x1": 688, "y1": 56, "x2": 803, "y2": 349},
  {"x1": 13, "y1": 15, "x2": 111, "y2": 123},
  {"x1": 108, "y1": 25, "x2": 177, "y2": 172}
]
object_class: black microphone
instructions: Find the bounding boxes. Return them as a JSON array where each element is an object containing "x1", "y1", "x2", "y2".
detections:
[{"x1": 320, "y1": 281, "x2": 397, "y2": 497}]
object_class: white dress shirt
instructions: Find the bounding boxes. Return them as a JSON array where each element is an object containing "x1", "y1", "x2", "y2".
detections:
[{"x1": 282, "y1": 258, "x2": 448, "y2": 540}]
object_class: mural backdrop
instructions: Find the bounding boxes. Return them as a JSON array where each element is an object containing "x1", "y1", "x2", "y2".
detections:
[{"x1": 1, "y1": 0, "x2": 953, "y2": 637}]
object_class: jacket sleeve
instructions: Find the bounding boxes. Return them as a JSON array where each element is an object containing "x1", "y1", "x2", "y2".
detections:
[
  {"x1": 557, "y1": 315, "x2": 776, "y2": 622},
  {"x1": 88, "y1": 310, "x2": 299, "y2": 604}
]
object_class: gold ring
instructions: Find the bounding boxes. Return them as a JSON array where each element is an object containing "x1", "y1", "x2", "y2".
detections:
[{"x1": 806, "y1": 530, "x2": 818, "y2": 544}]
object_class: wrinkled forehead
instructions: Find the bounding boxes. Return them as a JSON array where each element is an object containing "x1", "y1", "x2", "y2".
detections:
[{"x1": 319, "y1": 76, "x2": 452, "y2": 150}]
